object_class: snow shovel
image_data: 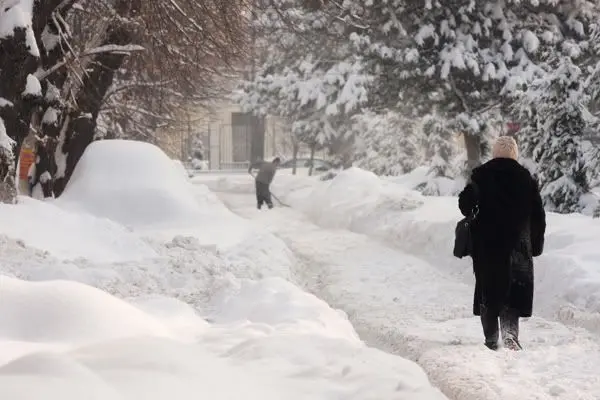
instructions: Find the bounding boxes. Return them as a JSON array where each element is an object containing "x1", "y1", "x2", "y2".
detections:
[
  {"x1": 248, "y1": 171, "x2": 290, "y2": 208},
  {"x1": 270, "y1": 191, "x2": 290, "y2": 208}
]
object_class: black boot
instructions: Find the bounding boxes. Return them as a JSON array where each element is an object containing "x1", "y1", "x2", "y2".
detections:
[
  {"x1": 485, "y1": 340, "x2": 499, "y2": 351},
  {"x1": 500, "y1": 308, "x2": 522, "y2": 351},
  {"x1": 480, "y1": 304, "x2": 499, "y2": 351},
  {"x1": 503, "y1": 337, "x2": 523, "y2": 351}
]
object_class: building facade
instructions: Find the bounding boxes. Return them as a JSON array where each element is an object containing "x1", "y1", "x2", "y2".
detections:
[{"x1": 155, "y1": 100, "x2": 284, "y2": 170}]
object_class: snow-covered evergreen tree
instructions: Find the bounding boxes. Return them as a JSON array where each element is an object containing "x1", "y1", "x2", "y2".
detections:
[
  {"x1": 422, "y1": 114, "x2": 456, "y2": 178},
  {"x1": 515, "y1": 58, "x2": 594, "y2": 213},
  {"x1": 235, "y1": 0, "x2": 371, "y2": 154},
  {"x1": 353, "y1": 111, "x2": 422, "y2": 176},
  {"x1": 238, "y1": 0, "x2": 600, "y2": 188},
  {"x1": 344, "y1": 0, "x2": 600, "y2": 169}
]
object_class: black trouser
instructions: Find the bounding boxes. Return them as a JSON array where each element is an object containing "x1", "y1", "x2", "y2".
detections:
[
  {"x1": 255, "y1": 180, "x2": 273, "y2": 209},
  {"x1": 480, "y1": 304, "x2": 519, "y2": 344}
]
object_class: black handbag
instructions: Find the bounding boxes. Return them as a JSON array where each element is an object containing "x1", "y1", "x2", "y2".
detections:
[{"x1": 453, "y1": 183, "x2": 480, "y2": 259}]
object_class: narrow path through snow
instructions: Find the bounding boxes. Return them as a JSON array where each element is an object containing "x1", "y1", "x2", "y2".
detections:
[{"x1": 212, "y1": 189, "x2": 600, "y2": 400}]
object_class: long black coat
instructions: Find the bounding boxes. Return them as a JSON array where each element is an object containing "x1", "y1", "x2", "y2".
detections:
[{"x1": 459, "y1": 158, "x2": 546, "y2": 317}]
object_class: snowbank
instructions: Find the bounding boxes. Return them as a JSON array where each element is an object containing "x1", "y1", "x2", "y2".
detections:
[
  {"x1": 0, "y1": 276, "x2": 174, "y2": 347},
  {"x1": 0, "y1": 277, "x2": 283, "y2": 400},
  {"x1": 0, "y1": 196, "x2": 156, "y2": 262},
  {"x1": 0, "y1": 276, "x2": 445, "y2": 400},
  {"x1": 192, "y1": 170, "x2": 317, "y2": 197},
  {"x1": 54, "y1": 140, "x2": 295, "y2": 273},
  {"x1": 210, "y1": 277, "x2": 360, "y2": 342},
  {"x1": 273, "y1": 167, "x2": 600, "y2": 331},
  {"x1": 281, "y1": 168, "x2": 425, "y2": 229},
  {"x1": 205, "y1": 169, "x2": 600, "y2": 399},
  {"x1": 388, "y1": 166, "x2": 464, "y2": 196},
  {"x1": 57, "y1": 140, "x2": 212, "y2": 230},
  {"x1": 0, "y1": 142, "x2": 445, "y2": 398},
  {"x1": 0, "y1": 229, "x2": 294, "y2": 315},
  {"x1": 171, "y1": 158, "x2": 192, "y2": 179},
  {"x1": 1, "y1": 140, "x2": 296, "y2": 300}
]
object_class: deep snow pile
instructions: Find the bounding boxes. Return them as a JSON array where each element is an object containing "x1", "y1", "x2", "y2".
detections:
[
  {"x1": 0, "y1": 273, "x2": 446, "y2": 400},
  {"x1": 0, "y1": 141, "x2": 446, "y2": 399},
  {"x1": 0, "y1": 196, "x2": 155, "y2": 263},
  {"x1": 389, "y1": 166, "x2": 465, "y2": 197},
  {"x1": 53, "y1": 140, "x2": 294, "y2": 279},
  {"x1": 2, "y1": 140, "x2": 295, "y2": 307},
  {"x1": 198, "y1": 167, "x2": 600, "y2": 333},
  {"x1": 56, "y1": 140, "x2": 282, "y2": 255},
  {"x1": 198, "y1": 169, "x2": 600, "y2": 400},
  {"x1": 274, "y1": 168, "x2": 600, "y2": 332},
  {"x1": 56, "y1": 140, "x2": 236, "y2": 240}
]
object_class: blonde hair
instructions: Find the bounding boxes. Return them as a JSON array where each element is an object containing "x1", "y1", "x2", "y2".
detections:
[{"x1": 492, "y1": 136, "x2": 519, "y2": 160}]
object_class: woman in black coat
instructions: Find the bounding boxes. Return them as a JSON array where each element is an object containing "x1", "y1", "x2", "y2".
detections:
[{"x1": 458, "y1": 136, "x2": 546, "y2": 351}]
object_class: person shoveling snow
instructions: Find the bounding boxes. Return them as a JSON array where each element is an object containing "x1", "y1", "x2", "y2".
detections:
[{"x1": 248, "y1": 157, "x2": 282, "y2": 209}]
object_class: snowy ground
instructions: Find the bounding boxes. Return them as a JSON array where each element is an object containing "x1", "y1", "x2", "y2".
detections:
[
  {"x1": 5, "y1": 139, "x2": 600, "y2": 399},
  {"x1": 195, "y1": 168, "x2": 600, "y2": 400},
  {"x1": 0, "y1": 141, "x2": 445, "y2": 400}
]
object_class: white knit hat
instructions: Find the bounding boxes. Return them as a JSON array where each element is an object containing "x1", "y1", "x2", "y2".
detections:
[{"x1": 492, "y1": 136, "x2": 519, "y2": 160}]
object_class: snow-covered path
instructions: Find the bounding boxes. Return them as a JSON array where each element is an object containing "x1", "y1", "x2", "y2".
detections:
[{"x1": 213, "y1": 189, "x2": 600, "y2": 400}]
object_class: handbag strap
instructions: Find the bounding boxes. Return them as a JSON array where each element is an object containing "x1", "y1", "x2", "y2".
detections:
[{"x1": 470, "y1": 180, "x2": 480, "y2": 219}]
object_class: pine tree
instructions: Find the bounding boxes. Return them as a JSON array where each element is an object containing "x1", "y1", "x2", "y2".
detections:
[
  {"x1": 537, "y1": 112, "x2": 588, "y2": 213},
  {"x1": 352, "y1": 111, "x2": 421, "y2": 176},
  {"x1": 344, "y1": 0, "x2": 600, "y2": 169},
  {"x1": 422, "y1": 115, "x2": 456, "y2": 178},
  {"x1": 235, "y1": 0, "x2": 371, "y2": 153},
  {"x1": 239, "y1": 0, "x2": 600, "y2": 183},
  {"x1": 515, "y1": 58, "x2": 592, "y2": 213}
]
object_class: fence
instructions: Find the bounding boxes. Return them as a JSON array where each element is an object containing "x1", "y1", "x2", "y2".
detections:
[{"x1": 190, "y1": 116, "x2": 274, "y2": 172}]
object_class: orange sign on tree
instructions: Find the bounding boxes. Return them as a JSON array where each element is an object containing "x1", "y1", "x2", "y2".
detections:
[{"x1": 19, "y1": 148, "x2": 35, "y2": 180}]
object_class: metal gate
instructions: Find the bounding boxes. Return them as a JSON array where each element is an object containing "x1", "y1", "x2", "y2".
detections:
[{"x1": 197, "y1": 113, "x2": 266, "y2": 171}]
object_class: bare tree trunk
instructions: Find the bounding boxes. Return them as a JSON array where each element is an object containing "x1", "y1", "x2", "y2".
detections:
[
  {"x1": 308, "y1": 142, "x2": 316, "y2": 176},
  {"x1": 329, "y1": 135, "x2": 354, "y2": 169},
  {"x1": 54, "y1": 0, "x2": 141, "y2": 196},
  {"x1": 463, "y1": 133, "x2": 482, "y2": 175},
  {"x1": 292, "y1": 140, "x2": 299, "y2": 175}
]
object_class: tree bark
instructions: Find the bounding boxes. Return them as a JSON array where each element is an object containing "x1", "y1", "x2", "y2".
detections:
[
  {"x1": 0, "y1": 142, "x2": 17, "y2": 203},
  {"x1": 292, "y1": 140, "x2": 299, "y2": 175},
  {"x1": 53, "y1": 0, "x2": 142, "y2": 196},
  {"x1": 0, "y1": 21, "x2": 40, "y2": 202},
  {"x1": 463, "y1": 133, "x2": 482, "y2": 175},
  {"x1": 308, "y1": 142, "x2": 316, "y2": 176},
  {"x1": 0, "y1": 1, "x2": 73, "y2": 201},
  {"x1": 328, "y1": 135, "x2": 354, "y2": 169},
  {"x1": 32, "y1": 2, "x2": 76, "y2": 197}
]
